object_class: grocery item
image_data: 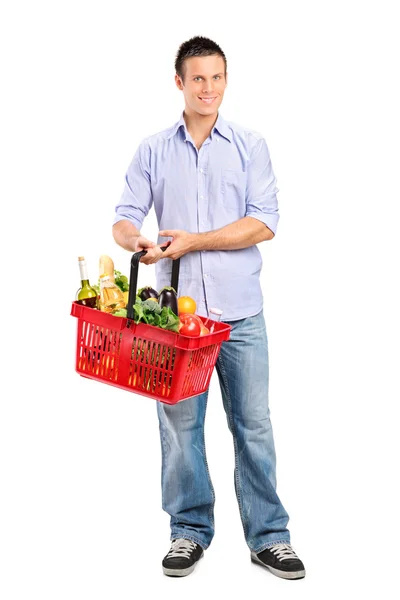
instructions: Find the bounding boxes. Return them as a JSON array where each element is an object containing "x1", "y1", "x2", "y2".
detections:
[
  {"x1": 99, "y1": 255, "x2": 115, "y2": 281},
  {"x1": 114, "y1": 270, "x2": 129, "y2": 292},
  {"x1": 137, "y1": 286, "x2": 158, "y2": 301},
  {"x1": 207, "y1": 308, "x2": 223, "y2": 333},
  {"x1": 76, "y1": 256, "x2": 98, "y2": 308},
  {"x1": 179, "y1": 313, "x2": 202, "y2": 337},
  {"x1": 158, "y1": 286, "x2": 178, "y2": 316},
  {"x1": 131, "y1": 297, "x2": 180, "y2": 332},
  {"x1": 177, "y1": 295, "x2": 196, "y2": 315},
  {"x1": 99, "y1": 273, "x2": 126, "y2": 313}
]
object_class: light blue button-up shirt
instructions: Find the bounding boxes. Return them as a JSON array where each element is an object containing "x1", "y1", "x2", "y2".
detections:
[{"x1": 114, "y1": 112, "x2": 280, "y2": 321}]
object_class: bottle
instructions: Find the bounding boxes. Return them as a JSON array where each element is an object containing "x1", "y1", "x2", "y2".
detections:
[
  {"x1": 76, "y1": 256, "x2": 98, "y2": 308},
  {"x1": 205, "y1": 307, "x2": 223, "y2": 333},
  {"x1": 99, "y1": 273, "x2": 126, "y2": 313}
]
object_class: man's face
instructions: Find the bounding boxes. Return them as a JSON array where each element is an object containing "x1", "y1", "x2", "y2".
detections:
[{"x1": 175, "y1": 55, "x2": 227, "y2": 117}]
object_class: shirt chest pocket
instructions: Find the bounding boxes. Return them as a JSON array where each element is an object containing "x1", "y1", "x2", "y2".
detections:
[{"x1": 220, "y1": 169, "x2": 247, "y2": 213}]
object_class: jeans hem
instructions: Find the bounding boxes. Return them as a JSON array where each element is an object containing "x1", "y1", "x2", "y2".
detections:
[
  {"x1": 251, "y1": 538, "x2": 291, "y2": 554},
  {"x1": 170, "y1": 532, "x2": 210, "y2": 550}
]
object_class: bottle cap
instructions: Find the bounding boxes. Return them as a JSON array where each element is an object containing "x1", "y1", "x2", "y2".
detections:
[
  {"x1": 100, "y1": 274, "x2": 110, "y2": 281},
  {"x1": 78, "y1": 256, "x2": 85, "y2": 261},
  {"x1": 209, "y1": 307, "x2": 223, "y2": 316}
]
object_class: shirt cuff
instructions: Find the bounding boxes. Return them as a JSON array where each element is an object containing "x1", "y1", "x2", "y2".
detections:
[
  {"x1": 246, "y1": 211, "x2": 279, "y2": 235},
  {"x1": 113, "y1": 213, "x2": 143, "y2": 230}
]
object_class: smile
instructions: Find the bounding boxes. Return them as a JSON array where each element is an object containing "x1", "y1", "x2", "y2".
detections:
[{"x1": 198, "y1": 97, "x2": 217, "y2": 104}]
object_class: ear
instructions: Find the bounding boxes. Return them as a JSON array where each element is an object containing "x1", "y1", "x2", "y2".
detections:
[{"x1": 175, "y1": 73, "x2": 184, "y2": 90}]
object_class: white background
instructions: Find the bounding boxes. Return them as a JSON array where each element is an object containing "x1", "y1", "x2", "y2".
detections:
[{"x1": 1, "y1": 0, "x2": 399, "y2": 598}]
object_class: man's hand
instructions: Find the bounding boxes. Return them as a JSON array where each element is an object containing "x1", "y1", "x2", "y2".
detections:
[
  {"x1": 159, "y1": 229, "x2": 195, "y2": 260},
  {"x1": 134, "y1": 235, "x2": 169, "y2": 264}
]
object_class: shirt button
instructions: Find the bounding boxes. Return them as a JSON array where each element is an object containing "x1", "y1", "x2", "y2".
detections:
[
  {"x1": 199, "y1": 168, "x2": 204, "y2": 173},
  {"x1": 200, "y1": 195, "x2": 204, "y2": 200}
]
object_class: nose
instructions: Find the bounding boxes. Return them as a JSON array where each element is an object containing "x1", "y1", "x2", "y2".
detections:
[{"x1": 202, "y1": 80, "x2": 214, "y2": 94}]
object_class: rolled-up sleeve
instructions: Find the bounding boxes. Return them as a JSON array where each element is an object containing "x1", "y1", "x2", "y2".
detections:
[
  {"x1": 113, "y1": 139, "x2": 153, "y2": 229},
  {"x1": 245, "y1": 137, "x2": 280, "y2": 234}
]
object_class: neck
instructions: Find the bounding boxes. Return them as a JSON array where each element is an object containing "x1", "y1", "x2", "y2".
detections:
[{"x1": 183, "y1": 109, "x2": 219, "y2": 141}]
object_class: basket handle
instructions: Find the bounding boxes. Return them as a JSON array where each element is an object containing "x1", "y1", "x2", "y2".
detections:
[{"x1": 127, "y1": 246, "x2": 180, "y2": 320}]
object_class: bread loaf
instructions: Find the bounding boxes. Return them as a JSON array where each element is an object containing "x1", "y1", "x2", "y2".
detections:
[{"x1": 99, "y1": 255, "x2": 115, "y2": 282}]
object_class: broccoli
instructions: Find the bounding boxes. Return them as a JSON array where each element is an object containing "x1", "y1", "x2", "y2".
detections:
[{"x1": 142, "y1": 299, "x2": 162, "y2": 315}]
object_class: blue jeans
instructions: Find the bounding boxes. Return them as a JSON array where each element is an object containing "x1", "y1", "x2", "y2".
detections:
[{"x1": 156, "y1": 310, "x2": 290, "y2": 553}]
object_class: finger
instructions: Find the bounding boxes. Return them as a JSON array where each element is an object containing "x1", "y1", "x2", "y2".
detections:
[
  {"x1": 159, "y1": 230, "x2": 176, "y2": 237},
  {"x1": 160, "y1": 247, "x2": 171, "y2": 259},
  {"x1": 139, "y1": 252, "x2": 155, "y2": 263},
  {"x1": 141, "y1": 246, "x2": 163, "y2": 264}
]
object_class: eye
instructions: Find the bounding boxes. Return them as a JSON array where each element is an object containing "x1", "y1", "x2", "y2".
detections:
[
  {"x1": 194, "y1": 77, "x2": 202, "y2": 81},
  {"x1": 214, "y1": 75, "x2": 221, "y2": 80}
]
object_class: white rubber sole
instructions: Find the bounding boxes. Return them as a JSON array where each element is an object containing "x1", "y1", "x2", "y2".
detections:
[
  {"x1": 163, "y1": 551, "x2": 204, "y2": 577},
  {"x1": 251, "y1": 551, "x2": 306, "y2": 579}
]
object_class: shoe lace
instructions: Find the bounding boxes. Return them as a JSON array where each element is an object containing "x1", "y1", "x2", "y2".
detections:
[
  {"x1": 166, "y1": 538, "x2": 197, "y2": 559},
  {"x1": 270, "y1": 543, "x2": 299, "y2": 561}
]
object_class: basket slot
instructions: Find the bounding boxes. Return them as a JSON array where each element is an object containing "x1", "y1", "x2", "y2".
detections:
[
  {"x1": 159, "y1": 344, "x2": 172, "y2": 387},
  {"x1": 145, "y1": 340, "x2": 157, "y2": 392},
  {"x1": 138, "y1": 338, "x2": 147, "y2": 387},
  {"x1": 78, "y1": 324, "x2": 121, "y2": 381},
  {"x1": 77, "y1": 321, "x2": 86, "y2": 371},
  {"x1": 100, "y1": 328, "x2": 111, "y2": 376},
  {"x1": 97, "y1": 329, "x2": 121, "y2": 380},
  {"x1": 129, "y1": 337, "x2": 144, "y2": 387},
  {"x1": 181, "y1": 344, "x2": 220, "y2": 396},
  {"x1": 110, "y1": 331, "x2": 122, "y2": 379},
  {"x1": 78, "y1": 321, "x2": 98, "y2": 372},
  {"x1": 153, "y1": 343, "x2": 174, "y2": 398},
  {"x1": 142, "y1": 340, "x2": 153, "y2": 390},
  {"x1": 128, "y1": 338, "x2": 175, "y2": 398},
  {"x1": 143, "y1": 341, "x2": 163, "y2": 394},
  {"x1": 91, "y1": 326, "x2": 103, "y2": 370},
  {"x1": 150, "y1": 345, "x2": 173, "y2": 398},
  {"x1": 187, "y1": 365, "x2": 207, "y2": 395},
  {"x1": 161, "y1": 345, "x2": 176, "y2": 395},
  {"x1": 94, "y1": 328, "x2": 108, "y2": 375}
]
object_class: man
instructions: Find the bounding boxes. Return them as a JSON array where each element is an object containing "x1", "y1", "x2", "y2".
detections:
[{"x1": 113, "y1": 36, "x2": 305, "y2": 580}]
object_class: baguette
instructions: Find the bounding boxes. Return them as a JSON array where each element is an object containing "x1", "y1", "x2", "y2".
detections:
[{"x1": 99, "y1": 255, "x2": 115, "y2": 281}]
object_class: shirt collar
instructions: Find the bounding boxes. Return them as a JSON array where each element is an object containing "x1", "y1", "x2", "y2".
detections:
[
  {"x1": 212, "y1": 113, "x2": 232, "y2": 142},
  {"x1": 166, "y1": 111, "x2": 232, "y2": 143}
]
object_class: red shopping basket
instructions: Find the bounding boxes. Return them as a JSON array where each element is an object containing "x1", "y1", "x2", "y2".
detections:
[{"x1": 71, "y1": 250, "x2": 231, "y2": 404}]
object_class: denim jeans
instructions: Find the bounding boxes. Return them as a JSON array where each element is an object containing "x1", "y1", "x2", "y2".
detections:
[{"x1": 156, "y1": 309, "x2": 290, "y2": 553}]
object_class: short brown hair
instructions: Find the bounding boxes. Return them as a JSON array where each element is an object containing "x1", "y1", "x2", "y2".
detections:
[{"x1": 175, "y1": 36, "x2": 227, "y2": 82}]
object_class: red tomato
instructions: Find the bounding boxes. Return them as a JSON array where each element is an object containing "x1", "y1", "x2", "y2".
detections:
[
  {"x1": 180, "y1": 313, "x2": 203, "y2": 326},
  {"x1": 179, "y1": 314, "x2": 202, "y2": 337}
]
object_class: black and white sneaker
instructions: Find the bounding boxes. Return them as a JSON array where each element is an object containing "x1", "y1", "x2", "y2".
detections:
[
  {"x1": 251, "y1": 543, "x2": 306, "y2": 579},
  {"x1": 162, "y1": 538, "x2": 204, "y2": 577}
]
